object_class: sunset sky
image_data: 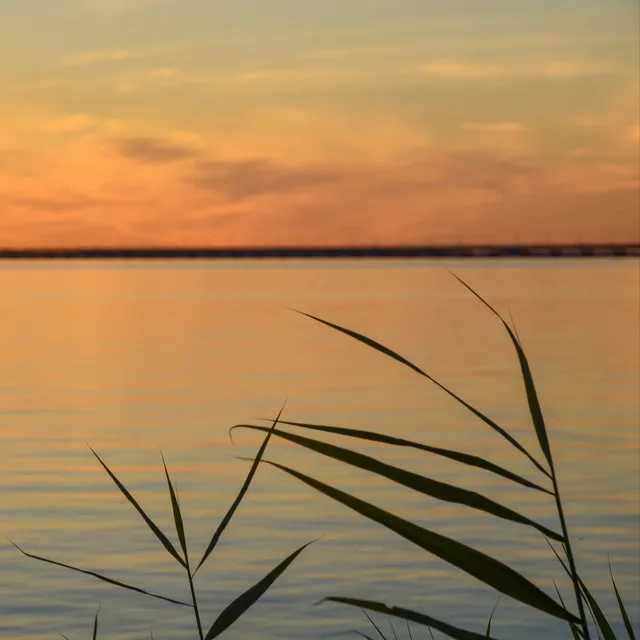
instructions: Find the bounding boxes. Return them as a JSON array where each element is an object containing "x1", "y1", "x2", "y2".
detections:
[{"x1": 1, "y1": 0, "x2": 638, "y2": 247}]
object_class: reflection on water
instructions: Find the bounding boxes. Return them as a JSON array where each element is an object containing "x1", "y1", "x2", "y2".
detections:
[{"x1": 0, "y1": 259, "x2": 638, "y2": 638}]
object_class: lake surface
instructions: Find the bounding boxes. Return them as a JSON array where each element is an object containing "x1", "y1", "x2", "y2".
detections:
[{"x1": 0, "y1": 259, "x2": 638, "y2": 639}]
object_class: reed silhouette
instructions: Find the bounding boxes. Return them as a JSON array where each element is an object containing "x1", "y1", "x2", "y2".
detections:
[
  {"x1": 14, "y1": 275, "x2": 637, "y2": 639},
  {"x1": 13, "y1": 406, "x2": 314, "y2": 639},
  {"x1": 233, "y1": 274, "x2": 637, "y2": 639}
]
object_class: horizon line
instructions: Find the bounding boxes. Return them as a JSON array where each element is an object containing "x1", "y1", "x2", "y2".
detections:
[
  {"x1": 1, "y1": 240, "x2": 639, "y2": 250},
  {"x1": 1, "y1": 242, "x2": 638, "y2": 259}
]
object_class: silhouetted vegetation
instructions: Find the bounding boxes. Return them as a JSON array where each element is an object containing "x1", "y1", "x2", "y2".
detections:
[
  {"x1": 15, "y1": 275, "x2": 637, "y2": 638},
  {"x1": 13, "y1": 406, "x2": 314, "y2": 639}
]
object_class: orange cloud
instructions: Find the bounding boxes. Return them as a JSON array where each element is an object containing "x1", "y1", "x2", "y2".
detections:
[
  {"x1": 1, "y1": 0, "x2": 636, "y2": 252},
  {"x1": 1, "y1": 138, "x2": 637, "y2": 248},
  {"x1": 113, "y1": 136, "x2": 200, "y2": 163},
  {"x1": 186, "y1": 158, "x2": 338, "y2": 202},
  {"x1": 43, "y1": 113, "x2": 99, "y2": 134}
]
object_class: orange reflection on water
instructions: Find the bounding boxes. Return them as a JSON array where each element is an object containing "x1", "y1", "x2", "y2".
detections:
[{"x1": 0, "y1": 259, "x2": 638, "y2": 638}]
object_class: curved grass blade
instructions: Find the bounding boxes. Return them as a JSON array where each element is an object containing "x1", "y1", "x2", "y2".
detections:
[
  {"x1": 407, "y1": 621, "x2": 414, "y2": 640},
  {"x1": 451, "y1": 272, "x2": 595, "y2": 640},
  {"x1": 161, "y1": 452, "x2": 187, "y2": 560},
  {"x1": 579, "y1": 582, "x2": 616, "y2": 640},
  {"x1": 293, "y1": 310, "x2": 549, "y2": 478},
  {"x1": 322, "y1": 597, "x2": 499, "y2": 640},
  {"x1": 89, "y1": 447, "x2": 186, "y2": 569},
  {"x1": 486, "y1": 598, "x2": 499, "y2": 638},
  {"x1": 58, "y1": 606, "x2": 101, "y2": 640},
  {"x1": 554, "y1": 582, "x2": 585, "y2": 640},
  {"x1": 248, "y1": 419, "x2": 552, "y2": 495},
  {"x1": 609, "y1": 559, "x2": 636, "y2": 640},
  {"x1": 204, "y1": 538, "x2": 314, "y2": 639},
  {"x1": 576, "y1": 575, "x2": 600, "y2": 640},
  {"x1": 448, "y1": 273, "x2": 553, "y2": 470},
  {"x1": 362, "y1": 608, "x2": 387, "y2": 639},
  {"x1": 550, "y1": 543, "x2": 613, "y2": 640},
  {"x1": 261, "y1": 462, "x2": 577, "y2": 623},
  {"x1": 194, "y1": 403, "x2": 285, "y2": 575},
  {"x1": 92, "y1": 606, "x2": 99, "y2": 640},
  {"x1": 353, "y1": 633, "x2": 378, "y2": 640},
  {"x1": 235, "y1": 425, "x2": 563, "y2": 542},
  {"x1": 10, "y1": 541, "x2": 191, "y2": 607},
  {"x1": 551, "y1": 550, "x2": 596, "y2": 640}
]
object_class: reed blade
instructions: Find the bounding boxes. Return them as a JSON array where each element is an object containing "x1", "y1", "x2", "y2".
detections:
[
  {"x1": 204, "y1": 539, "x2": 314, "y2": 639},
  {"x1": 578, "y1": 582, "x2": 617, "y2": 640},
  {"x1": 550, "y1": 544, "x2": 614, "y2": 640},
  {"x1": 362, "y1": 608, "x2": 387, "y2": 639},
  {"x1": 262, "y1": 461, "x2": 577, "y2": 623},
  {"x1": 486, "y1": 598, "x2": 499, "y2": 638},
  {"x1": 294, "y1": 310, "x2": 548, "y2": 477},
  {"x1": 610, "y1": 560, "x2": 636, "y2": 640},
  {"x1": 322, "y1": 597, "x2": 499, "y2": 640},
  {"x1": 195, "y1": 403, "x2": 284, "y2": 574},
  {"x1": 250, "y1": 419, "x2": 552, "y2": 494},
  {"x1": 407, "y1": 620, "x2": 414, "y2": 640},
  {"x1": 92, "y1": 607, "x2": 99, "y2": 640},
  {"x1": 389, "y1": 618, "x2": 399, "y2": 640},
  {"x1": 89, "y1": 447, "x2": 186, "y2": 569},
  {"x1": 235, "y1": 424, "x2": 563, "y2": 542},
  {"x1": 452, "y1": 274, "x2": 591, "y2": 639},
  {"x1": 10, "y1": 541, "x2": 191, "y2": 607},
  {"x1": 448, "y1": 272, "x2": 553, "y2": 469},
  {"x1": 554, "y1": 582, "x2": 584, "y2": 640},
  {"x1": 161, "y1": 452, "x2": 187, "y2": 560}
]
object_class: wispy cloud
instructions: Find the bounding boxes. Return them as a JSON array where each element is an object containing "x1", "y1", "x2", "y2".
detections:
[
  {"x1": 113, "y1": 136, "x2": 199, "y2": 163},
  {"x1": 43, "y1": 113, "x2": 98, "y2": 134},
  {"x1": 61, "y1": 49, "x2": 134, "y2": 67},
  {"x1": 111, "y1": 65, "x2": 363, "y2": 93},
  {"x1": 114, "y1": 82, "x2": 140, "y2": 94},
  {"x1": 186, "y1": 158, "x2": 338, "y2": 201},
  {"x1": 569, "y1": 114, "x2": 611, "y2": 128},
  {"x1": 149, "y1": 67, "x2": 180, "y2": 78},
  {"x1": 4, "y1": 78, "x2": 70, "y2": 95},
  {"x1": 3, "y1": 148, "x2": 638, "y2": 247},
  {"x1": 117, "y1": 56, "x2": 612, "y2": 95},
  {"x1": 8, "y1": 193, "x2": 128, "y2": 213},
  {"x1": 81, "y1": 0, "x2": 174, "y2": 17},
  {"x1": 0, "y1": 216, "x2": 144, "y2": 247},
  {"x1": 418, "y1": 59, "x2": 612, "y2": 79},
  {"x1": 460, "y1": 122, "x2": 527, "y2": 134},
  {"x1": 222, "y1": 66, "x2": 360, "y2": 87},
  {"x1": 300, "y1": 48, "x2": 352, "y2": 61},
  {"x1": 455, "y1": 122, "x2": 532, "y2": 156},
  {"x1": 41, "y1": 113, "x2": 124, "y2": 137}
]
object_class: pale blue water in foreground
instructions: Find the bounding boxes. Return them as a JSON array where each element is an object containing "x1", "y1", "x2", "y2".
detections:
[{"x1": 0, "y1": 259, "x2": 638, "y2": 639}]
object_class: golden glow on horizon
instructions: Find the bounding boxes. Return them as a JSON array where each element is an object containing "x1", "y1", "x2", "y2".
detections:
[{"x1": 0, "y1": 1, "x2": 638, "y2": 247}]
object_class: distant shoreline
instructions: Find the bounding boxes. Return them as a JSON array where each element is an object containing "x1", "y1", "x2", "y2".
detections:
[{"x1": 0, "y1": 243, "x2": 639, "y2": 260}]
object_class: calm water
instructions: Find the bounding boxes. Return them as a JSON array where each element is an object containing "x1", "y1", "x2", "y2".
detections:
[{"x1": 0, "y1": 259, "x2": 638, "y2": 639}]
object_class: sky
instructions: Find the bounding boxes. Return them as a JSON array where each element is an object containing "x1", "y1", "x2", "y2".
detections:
[{"x1": 0, "y1": 0, "x2": 638, "y2": 247}]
